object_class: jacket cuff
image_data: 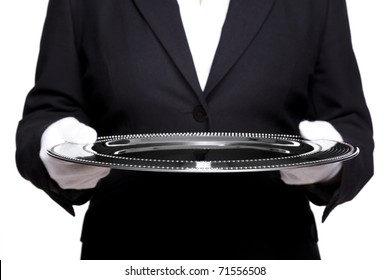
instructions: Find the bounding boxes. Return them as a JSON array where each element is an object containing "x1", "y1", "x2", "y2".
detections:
[{"x1": 46, "y1": 179, "x2": 94, "y2": 216}]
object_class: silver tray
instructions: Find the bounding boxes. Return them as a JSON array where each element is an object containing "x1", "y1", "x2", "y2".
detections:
[{"x1": 47, "y1": 132, "x2": 359, "y2": 173}]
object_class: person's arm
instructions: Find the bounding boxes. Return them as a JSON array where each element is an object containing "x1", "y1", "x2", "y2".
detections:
[
  {"x1": 15, "y1": 0, "x2": 96, "y2": 215},
  {"x1": 283, "y1": 0, "x2": 374, "y2": 222}
]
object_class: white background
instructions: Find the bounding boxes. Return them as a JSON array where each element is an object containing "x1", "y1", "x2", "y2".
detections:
[{"x1": 1, "y1": 0, "x2": 389, "y2": 279}]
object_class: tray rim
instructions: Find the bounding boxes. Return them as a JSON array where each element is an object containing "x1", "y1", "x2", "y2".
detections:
[{"x1": 47, "y1": 132, "x2": 359, "y2": 173}]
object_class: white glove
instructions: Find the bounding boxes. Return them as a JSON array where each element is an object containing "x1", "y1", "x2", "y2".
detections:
[
  {"x1": 280, "y1": 120, "x2": 343, "y2": 185},
  {"x1": 39, "y1": 117, "x2": 110, "y2": 190}
]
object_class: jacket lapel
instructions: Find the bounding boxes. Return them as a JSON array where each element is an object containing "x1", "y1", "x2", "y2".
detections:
[
  {"x1": 132, "y1": 0, "x2": 276, "y2": 101},
  {"x1": 132, "y1": 0, "x2": 204, "y2": 100},
  {"x1": 204, "y1": 0, "x2": 276, "y2": 96}
]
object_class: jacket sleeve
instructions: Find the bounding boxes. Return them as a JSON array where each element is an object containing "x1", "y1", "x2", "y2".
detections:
[
  {"x1": 305, "y1": 0, "x2": 374, "y2": 221},
  {"x1": 15, "y1": 0, "x2": 93, "y2": 216}
]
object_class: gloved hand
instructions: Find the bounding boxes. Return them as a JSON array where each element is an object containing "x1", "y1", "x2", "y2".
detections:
[
  {"x1": 280, "y1": 120, "x2": 343, "y2": 185},
  {"x1": 39, "y1": 117, "x2": 110, "y2": 189}
]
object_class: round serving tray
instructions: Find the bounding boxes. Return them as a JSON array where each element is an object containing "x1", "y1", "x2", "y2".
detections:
[{"x1": 48, "y1": 132, "x2": 359, "y2": 173}]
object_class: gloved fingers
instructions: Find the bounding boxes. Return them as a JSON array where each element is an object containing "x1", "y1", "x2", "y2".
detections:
[
  {"x1": 56, "y1": 168, "x2": 111, "y2": 190},
  {"x1": 280, "y1": 162, "x2": 342, "y2": 185},
  {"x1": 43, "y1": 156, "x2": 110, "y2": 189}
]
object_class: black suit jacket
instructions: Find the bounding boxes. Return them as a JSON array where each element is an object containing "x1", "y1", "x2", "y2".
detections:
[{"x1": 16, "y1": 0, "x2": 373, "y2": 227}]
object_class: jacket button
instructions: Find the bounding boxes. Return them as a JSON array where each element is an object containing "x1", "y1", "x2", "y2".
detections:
[{"x1": 193, "y1": 105, "x2": 208, "y2": 122}]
